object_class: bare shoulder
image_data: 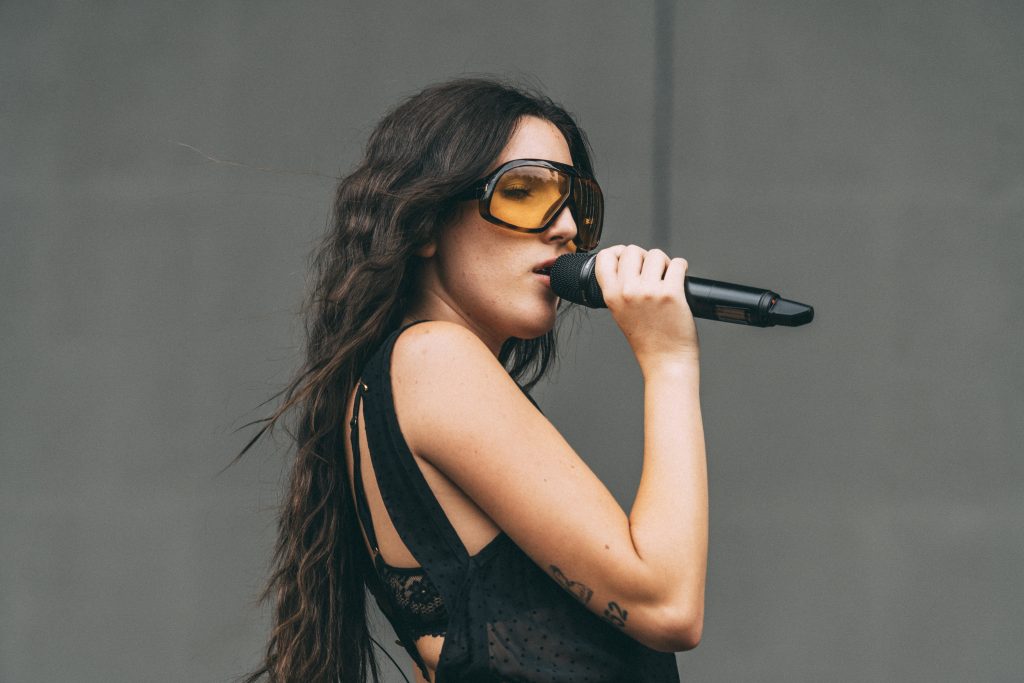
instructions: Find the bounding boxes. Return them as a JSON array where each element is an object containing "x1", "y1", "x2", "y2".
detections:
[
  {"x1": 391, "y1": 319, "x2": 498, "y2": 377},
  {"x1": 389, "y1": 320, "x2": 526, "y2": 458},
  {"x1": 389, "y1": 319, "x2": 534, "y2": 451}
]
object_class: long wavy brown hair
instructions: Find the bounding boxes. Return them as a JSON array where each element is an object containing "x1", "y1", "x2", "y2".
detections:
[{"x1": 235, "y1": 77, "x2": 597, "y2": 682}]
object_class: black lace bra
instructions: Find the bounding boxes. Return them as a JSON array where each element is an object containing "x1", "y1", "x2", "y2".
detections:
[
  {"x1": 350, "y1": 379, "x2": 449, "y2": 640},
  {"x1": 373, "y1": 558, "x2": 448, "y2": 639}
]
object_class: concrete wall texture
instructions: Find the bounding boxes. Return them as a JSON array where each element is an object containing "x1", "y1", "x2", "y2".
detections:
[{"x1": 2, "y1": 2, "x2": 1021, "y2": 681}]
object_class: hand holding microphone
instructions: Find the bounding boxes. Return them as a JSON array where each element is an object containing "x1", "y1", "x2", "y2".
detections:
[
  {"x1": 578, "y1": 246, "x2": 702, "y2": 367},
  {"x1": 550, "y1": 247, "x2": 814, "y2": 329}
]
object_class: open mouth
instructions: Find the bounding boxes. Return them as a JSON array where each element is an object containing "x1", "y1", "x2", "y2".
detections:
[{"x1": 533, "y1": 266, "x2": 552, "y2": 275}]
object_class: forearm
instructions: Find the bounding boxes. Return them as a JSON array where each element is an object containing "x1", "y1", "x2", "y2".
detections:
[{"x1": 627, "y1": 358, "x2": 708, "y2": 625}]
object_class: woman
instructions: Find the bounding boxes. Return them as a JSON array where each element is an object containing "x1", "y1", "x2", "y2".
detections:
[{"x1": 240, "y1": 78, "x2": 707, "y2": 683}]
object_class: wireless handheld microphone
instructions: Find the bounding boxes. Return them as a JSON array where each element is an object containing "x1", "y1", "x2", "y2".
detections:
[{"x1": 549, "y1": 253, "x2": 814, "y2": 328}]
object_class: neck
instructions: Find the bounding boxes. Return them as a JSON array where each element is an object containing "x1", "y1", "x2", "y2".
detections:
[{"x1": 402, "y1": 257, "x2": 509, "y2": 357}]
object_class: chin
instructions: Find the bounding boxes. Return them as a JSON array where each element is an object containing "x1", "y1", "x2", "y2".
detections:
[{"x1": 514, "y1": 304, "x2": 558, "y2": 340}]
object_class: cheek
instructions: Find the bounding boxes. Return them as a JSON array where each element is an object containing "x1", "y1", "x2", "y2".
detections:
[
  {"x1": 467, "y1": 253, "x2": 521, "y2": 305},
  {"x1": 449, "y1": 224, "x2": 518, "y2": 280},
  {"x1": 439, "y1": 229, "x2": 506, "y2": 296}
]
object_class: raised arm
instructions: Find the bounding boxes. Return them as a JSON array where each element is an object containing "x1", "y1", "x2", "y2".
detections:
[{"x1": 395, "y1": 245, "x2": 706, "y2": 653}]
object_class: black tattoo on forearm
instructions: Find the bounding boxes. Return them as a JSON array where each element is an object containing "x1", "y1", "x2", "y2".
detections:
[
  {"x1": 549, "y1": 565, "x2": 594, "y2": 604},
  {"x1": 603, "y1": 601, "x2": 628, "y2": 628}
]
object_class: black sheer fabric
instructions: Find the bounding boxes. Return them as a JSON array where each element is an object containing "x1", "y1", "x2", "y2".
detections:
[{"x1": 350, "y1": 319, "x2": 680, "y2": 682}]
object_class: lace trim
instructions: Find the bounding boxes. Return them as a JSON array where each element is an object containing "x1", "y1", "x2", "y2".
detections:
[
  {"x1": 406, "y1": 625, "x2": 447, "y2": 640},
  {"x1": 378, "y1": 565, "x2": 449, "y2": 624}
]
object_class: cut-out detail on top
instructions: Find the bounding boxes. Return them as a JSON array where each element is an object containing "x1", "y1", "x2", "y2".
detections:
[{"x1": 351, "y1": 376, "x2": 453, "y2": 643}]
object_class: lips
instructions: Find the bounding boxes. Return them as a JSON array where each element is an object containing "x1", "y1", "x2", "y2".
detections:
[{"x1": 532, "y1": 257, "x2": 559, "y2": 275}]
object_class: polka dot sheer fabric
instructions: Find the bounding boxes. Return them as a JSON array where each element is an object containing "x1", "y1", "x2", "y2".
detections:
[{"x1": 352, "y1": 320, "x2": 680, "y2": 682}]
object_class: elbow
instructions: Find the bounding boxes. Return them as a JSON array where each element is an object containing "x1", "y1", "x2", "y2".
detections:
[
  {"x1": 648, "y1": 601, "x2": 704, "y2": 652},
  {"x1": 670, "y1": 616, "x2": 703, "y2": 651}
]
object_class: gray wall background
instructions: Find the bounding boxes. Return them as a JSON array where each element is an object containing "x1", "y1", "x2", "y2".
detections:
[{"x1": 2, "y1": 1, "x2": 1021, "y2": 681}]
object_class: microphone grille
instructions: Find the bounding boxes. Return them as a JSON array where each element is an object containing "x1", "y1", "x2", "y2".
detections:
[{"x1": 550, "y1": 253, "x2": 604, "y2": 307}]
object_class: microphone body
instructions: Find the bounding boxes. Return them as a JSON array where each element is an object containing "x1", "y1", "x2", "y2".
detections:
[{"x1": 550, "y1": 253, "x2": 814, "y2": 328}]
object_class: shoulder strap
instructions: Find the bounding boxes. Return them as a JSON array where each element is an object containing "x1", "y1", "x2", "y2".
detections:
[{"x1": 349, "y1": 379, "x2": 382, "y2": 568}]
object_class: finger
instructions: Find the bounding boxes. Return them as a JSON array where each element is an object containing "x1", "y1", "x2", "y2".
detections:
[
  {"x1": 617, "y1": 244, "x2": 646, "y2": 282},
  {"x1": 664, "y1": 256, "x2": 688, "y2": 292},
  {"x1": 605, "y1": 244, "x2": 626, "y2": 277},
  {"x1": 594, "y1": 245, "x2": 626, "y2": 291},
  {"x1": 640, "y1": 248, "x2": 670, "y2": 283}
]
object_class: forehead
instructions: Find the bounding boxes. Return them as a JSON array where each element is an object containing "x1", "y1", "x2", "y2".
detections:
[{"x1": 496, "y1": 116, "x2": 573, "y2": 166}]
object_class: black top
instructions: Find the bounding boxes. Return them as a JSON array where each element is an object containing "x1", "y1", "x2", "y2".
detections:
[{"x1": 349, "y1": 319, "x2": 681, "y2": 682}]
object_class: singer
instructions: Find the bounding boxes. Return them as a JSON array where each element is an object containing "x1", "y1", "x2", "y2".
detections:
[{"x1": 240, "y1": 78, "x2": 707, "y2": 683}]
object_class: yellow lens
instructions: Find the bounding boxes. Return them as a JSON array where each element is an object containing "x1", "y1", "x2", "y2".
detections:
[{"x1": 489, "y1": 166, "x2": 569, "y2": 229}]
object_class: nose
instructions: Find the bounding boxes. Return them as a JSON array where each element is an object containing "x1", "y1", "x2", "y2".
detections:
[{"x1": 545, "y1": 200, "x2": 578, "y2": 248}]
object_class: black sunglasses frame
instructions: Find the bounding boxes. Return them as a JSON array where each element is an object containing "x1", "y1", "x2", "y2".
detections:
[{"x1": 454, "y1": 158, "x2": 603, "y2": 252}]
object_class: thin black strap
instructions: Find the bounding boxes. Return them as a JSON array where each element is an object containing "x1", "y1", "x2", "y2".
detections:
[
  {"x1": 349, "y1": 319, "x2": 431, "y2": 560},
  {"x1": 349, "y1": 379, "x2": 381, "y2": 562}
]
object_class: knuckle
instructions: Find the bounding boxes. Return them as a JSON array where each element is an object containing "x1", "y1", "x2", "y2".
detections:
[{"x1": 621, "y1": 284, "x2": 654, "y2": 302}]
